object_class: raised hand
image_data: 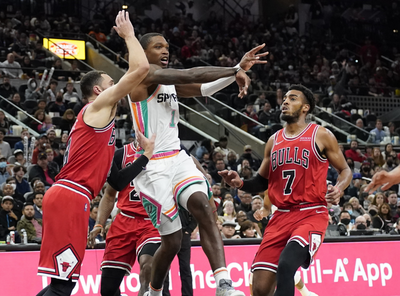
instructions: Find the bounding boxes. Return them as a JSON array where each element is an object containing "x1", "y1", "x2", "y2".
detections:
[
  {"x1": 239, "y1": 44, "x2": 269, "y2": 71},
  {"x1": 135, "y1": 129, "x2": 156, "y2": 160},
  {"x1": 218, "y1": 169, "x2": 242, "y2": 188},
  {"x1": 113, "y1": 10, "x2": 135, "y2": 40},
  {"x1": 253, "y1": 207, "x2": 269, "y2": 221},
  {"x1": 87, "y1": 226, "x2": 103, "y2": 248},
  {"x1": 325, "y1": 184, "x2": 341, "y2": 205},
  {"x1": 365, "y1": 170, "x2": 392, "y2": 193},
  {"x1": 235, "y1": 71, "x2": 251, "y2": 98}
]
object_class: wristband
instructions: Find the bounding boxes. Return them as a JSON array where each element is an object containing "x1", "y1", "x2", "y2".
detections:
[
  {"x1": 234, "y1": 63, "x2": 244, "y2": 76},
  {"x1": 237, "y1": 179, "x2": 244, "y2": 189},
  {"x1": 94, "y1": 224, "x2": 103, "y2": 229}
]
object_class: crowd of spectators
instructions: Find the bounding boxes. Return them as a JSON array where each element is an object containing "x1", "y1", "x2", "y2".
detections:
[{"x1": 1, "y1": 1, "x2": 400, "y2": 244}]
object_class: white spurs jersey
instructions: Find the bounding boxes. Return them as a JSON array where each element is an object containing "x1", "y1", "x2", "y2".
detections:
[{"x1": 129, "y1": 84, "x2": 181, "y2": 153}]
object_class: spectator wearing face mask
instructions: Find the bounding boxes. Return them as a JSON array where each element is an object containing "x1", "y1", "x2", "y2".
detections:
[
  {"x1": 352, "y1": 215, "x2": 369, "y2": 231},
  {"x1": 337, "y1": 210, "x2": 353, "y2": 236},
  {"x1": 360, "y1": 161, "x2": 373, "y2": 179},
  {"x1": 0, "y1": 155, "x2": 11, "y2": 185}
]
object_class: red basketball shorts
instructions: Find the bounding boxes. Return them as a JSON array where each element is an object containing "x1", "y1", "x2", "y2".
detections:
[
  {"x1": 252, "y1": 205, "x2": 329, "y2": 273},
  {"x1": 37, "y1": 184, "x2": 91, "y2": 282},
  {"x1": 101, "y1": 211, "x2": 161, "y2": 275}
]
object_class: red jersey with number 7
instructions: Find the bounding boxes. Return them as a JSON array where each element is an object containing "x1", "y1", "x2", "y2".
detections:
[
  {"x1": 115, "y1": 143, "x2": 148, "y2": 217},
  {"x1": 56, "y1": 104, "x2": 116, "y2": 199},
  {"x1": 268, "y1": 123, "x2": 329, "y2": 209}
]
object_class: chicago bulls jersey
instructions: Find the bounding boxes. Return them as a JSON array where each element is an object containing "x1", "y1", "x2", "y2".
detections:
[
  {"x1": 56, "y1": 104, "x2": 116, "y2": 198},
  {"x1": 268, "y1": 123, "x2": 329, "y2": 208},
  {"x1": 114, "y1": 143, "x2": 148, "y2": 217}
]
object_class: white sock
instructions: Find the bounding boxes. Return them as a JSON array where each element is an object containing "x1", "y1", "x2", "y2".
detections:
[
  {"x1": 214, "y1": 267, "x2": 229, "y2": 286},
  {"x1": 298, "y1": 285, "x2": 310, "y2": 296},
  {"x1": 149, "y1": 283, "x2": 163, "y2": 296}
]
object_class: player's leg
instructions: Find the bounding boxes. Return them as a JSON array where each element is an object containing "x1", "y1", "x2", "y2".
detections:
[
  {"x1": 274, "y1": 241, "x2": 309, "y2": 296},
  {"x1": 252, "y1": 270, "x2": 276, "y2": 296},
  {"x1": 147, "y1": 217, "x2": 182, "y2": 295},
  {"x1": 177, "y1": 230, "x2": 193, "y2": 296},
  {"x1": 138, "y1": 243, "x2": 161, "y2": 296},
  {"x1": 294, "y1": 272, "x2": 318, "y2": 296},
  {"x1": 36, "y1": 278, "x2": 76, "y2": 296},
  {"x1": 100, "y1": 268, "x2": 125, "y2": 296}
]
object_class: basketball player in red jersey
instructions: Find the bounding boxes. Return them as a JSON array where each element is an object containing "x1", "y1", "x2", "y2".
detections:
[
  {"x1": 87, "y1": 141, "x2": 161, "y2": 296},
  {"x1": 36, "y1": 11, "x2": 150, "y2": 296},
  {"x1": 219, "y1": 84, "x2": 352, "y2": 296}
]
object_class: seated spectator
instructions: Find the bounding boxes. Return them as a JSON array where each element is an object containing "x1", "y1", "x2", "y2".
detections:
[
  {"x1": 31, "y1": 134, "x2": 49, "y2": 164},
  {"x1": 235, "y1": 210, "x2": 248, "y2": 226},
  {"x1": 14, "y1": 128, "x2": 31, "y2": 152},
  {"x1": 236, "y1": 192, "x2": 253, "y2": 214},
  {"x1": 32, "y1": 99, "x2": 48, "y2": 115},
  {"x1": 388, "y1": 122, "x2": 399, "y2": 138},
  {"x1": 0, "y1": 196, "x2": 18, "y2": 241},
  {"x1": 88, "y1": 203, "x2": 103, "y2": 242},
  {"x1": 32, "y1": 192, "x2": 44, "y2": 219},
  {"x1": 352, "y1": 215, "x2": 368, "y2": 231},
  {"x1": 370, "y1": 119, "x2": 388, "y2": 144},
  {"x1": 389, "y1": 218, "x2": 400, "y2": 235},
  {"x1": 38, "y1": 115, "x2": 54, "y2": 133},
  {"x1": 387, "y1": 191, "x2": 398, "y2": 220},
  {"x1": 13, "y1": 149, "x2": 27, "y2": 167},
  {"x1": 63, "y1": 82, "x2": 80, "y2": 103},
  {"x1": 49, "y1": 92, "x2": 66, "y2": 116},
  {"x1": 349, "y1": 197, "x2": 365, "y2": 217},
  {"x1": 220, "y1": 221, "x2": 240, "y2": 239},
  {"x1": 1, "y1": 53, "x2": 22, "y2": 78},
  {"x1": 368, "y1": 192, "x2": 385, "y2": 216},
  {"x1": 0, "y1": 77, "x2": 18, "y2": 99},
  {"x1": 59, "y1": 109, "x2": 76, "y2": 133},
  {"x1": 2, "y1": 182, "x2": 24, "y2": 219},
  {"x1": 53, "y1": 143, "x2": 66, "y2": 168},
  {"x1": 382, "y1": 143, "x2": 397, "y2": 160},
  {"x1": 221, "y1": 200, "x2": 236, "y2": 223},
  {"x1": 242, "y1": 103, "x2": 261, "y2": 136},
  {"x1": 17, "y1": 203, "x2": 42, "y2": 243},
  {"x1": 247, "y1": 195, "x2": 268, "y2": 235},
  {"x1": 89, "y1": 24, "x2": 107, "y2": 44},
  {"x1": 29, "y1": 109, "x2": 46, "y2": 133},
  {"x1": 337, "y1": 210, "x2": 353, "y2": 236},
  {"x1": 0, "y1": 110, "x2": 10, "y2": 130},
  {"x1": 327, "y1": 93, "x2": 341, "y2": 113},
  {"x1": 343, "y1": 202, "x2": 357, "y2": 222},
  {"x1": 372, "y1": 203, "x2": 392, "y2": 233},
  {"x1": 195, "y1": 138, "x2": 213, "y2": 161},
  {"x1": 26, "y1": 180, "x2": 46, "y2": 203},
  {"x1": 0, "y1": 128, "x2": 12, "y2": 159},
  {"x1": 349, "y1": 118, "x2": 369, "y2": 142},
  {"x1": 60, "y1": 132, "x2": 69, "y2": 144},
  {"x1": 239, "y1": 220, "x2": 257, "y2": 238},
  {"x1": 4, "y1": 92, "x2": 22, "y2": 117},
  {"x1": 344, "y1": 140, "x2": 366, "y2": 163},
  {"x1": 13, "y1": 165, "x2": 30, "y2": 196},
  {"x1": 45, "y1": 129, "x2": 59, "y2": 151},
  {"x1": 211, "y1": 183, "x2": 222, "y2": 209},
  {"x1": 226, "y1": 151, "x2": 238, "y2": 171},
  {"x1": 239, "y1": 166, "x2": 254, "y2": 180},
  {"x1": 237, "y1": 145, "x2": 260, "y2": 171},
  {"x1": 0, "y1": 155, "x2": 11, "y2": 185},
  {"x1": 21, "y1": 55, "x2": 36, "y2": 78},
  {"x1": 258, "y1": 102, "x2": 273, "y2": 125},
  {"x1": 372, "y1": 147, "x2": 385, "y2": 167},
  {"x1": 217, "y1": 136, "x2": 237, "y2": 164},
  {"x1": 73, "y1": 96, "x2": 88, "y2": 116},
  {"x1": 43, "y1": 80, "x2": 58, "y2": 102},
  {"x1": 28, "y1": 152, "x2": 56, "y2": 187},
  {"x1": 210, "y1": 159, "x2": 225, "y2": 184},
  {"x1": 360, "y1": 160, "x2": 373, "y2": 179},
  {"x1": 46, "y1": 148, "x2": 60, "y2": 175}
]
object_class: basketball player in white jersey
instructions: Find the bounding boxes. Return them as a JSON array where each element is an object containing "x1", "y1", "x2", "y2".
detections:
[{"x1": 129, "y1": 33, "x2": 267, "y2": 296}]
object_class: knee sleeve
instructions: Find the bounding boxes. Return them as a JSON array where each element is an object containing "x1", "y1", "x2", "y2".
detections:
[{"x1": 101, "y1": 268, "x2": 125, "y2": 296}]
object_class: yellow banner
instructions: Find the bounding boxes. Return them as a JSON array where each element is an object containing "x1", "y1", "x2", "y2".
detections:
[{"x1": 43, "y1": 38, "x2": 86, "y2": 60}]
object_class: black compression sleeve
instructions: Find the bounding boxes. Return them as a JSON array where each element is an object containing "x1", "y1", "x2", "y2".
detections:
[
  {"x1": 239, "y1": 173, "x2": 269, "y2": 194},
  {"x1": 107, "y1": 155, "x2": 149, "y2": 191}
]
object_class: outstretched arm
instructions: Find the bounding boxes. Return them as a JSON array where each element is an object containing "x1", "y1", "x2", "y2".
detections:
[
  {"x1": 87, "y1": 184, "x2": 117, "y2": 248},
  {"x1": 87, "y1": 11, "x2": 149, "y2": 125},
  {"x1": 365, "y1": 165, "x2": 400, "y2": 193},
  {"x1": 165, "y1": 44, "x2": 268, "y2": 98},
  {"x1": 318, "y1": 128, "x2": 352, "y2": 204}
]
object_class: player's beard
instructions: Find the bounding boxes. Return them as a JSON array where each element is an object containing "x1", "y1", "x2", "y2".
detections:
[{"x1": 280, "y1": 105, "x2": 302, "y2": 124}]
